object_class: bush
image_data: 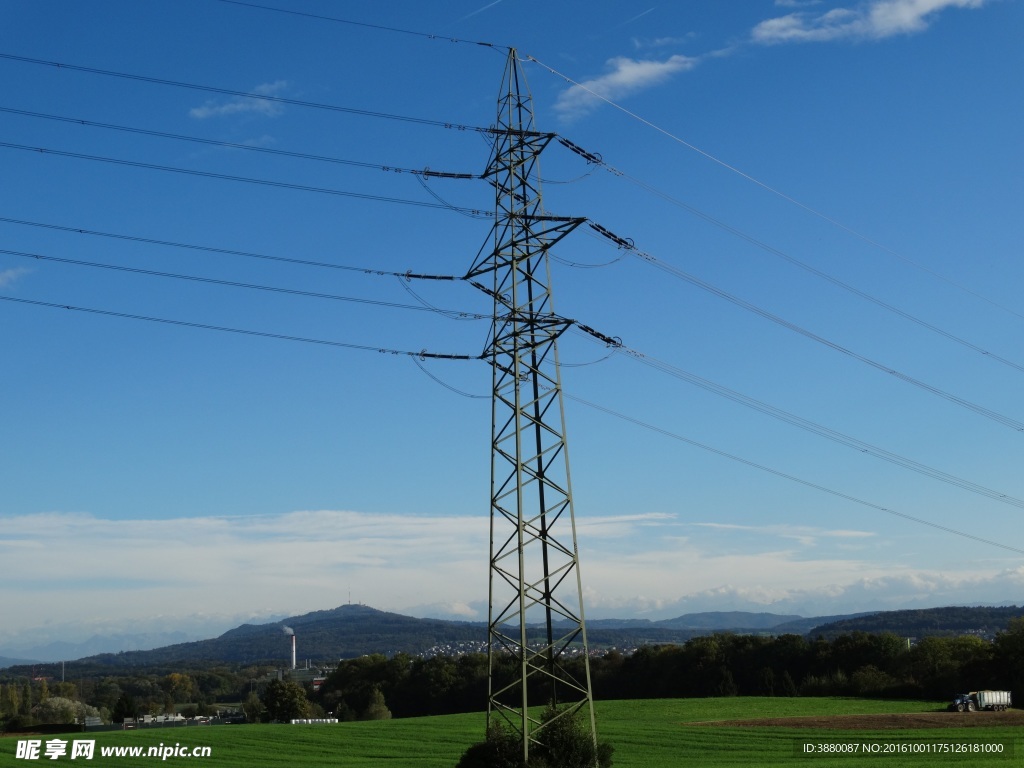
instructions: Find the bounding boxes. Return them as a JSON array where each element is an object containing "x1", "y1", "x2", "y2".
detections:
[
  {"x1": 455, "y1": 706, "x2": 613, "y2": 768},
  {"x1": 32, "y1": 697, "x2": 101, "y2": 725},
  {"x1": 455, "y1": 723, "x2": 522, "y2": 768}
]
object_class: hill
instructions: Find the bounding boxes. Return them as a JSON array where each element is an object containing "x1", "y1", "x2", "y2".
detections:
[
  {"x1": 73, "y1": 605, "x2": 484, "y2": 668},
  {"x1": 808, "y1": 605, "x2": 1024, "y2": 639},
  {"x1": 0, "y1": 655, "x2": 39, "y2": 669},
  {"x1": 19, "y1": 607, "x2": 821, "y2": 672},
  {"x1": 9, "y1": 604, "x2": 1019, "y2": 675}
]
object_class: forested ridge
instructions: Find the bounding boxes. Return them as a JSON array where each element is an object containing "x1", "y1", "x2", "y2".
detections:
[
  {"x1": 314, "y1": 620, "x2": 1024, "y2": 720},
  {"x1": 808, "y1": 606, "x2": 1024, "y2": 638},
  {"x1": 7, "y1": 604, "x2": 1021, "y2": 673},
  {"x1": 4, "y1": 618, "x2": 1023, "y2": 727}
]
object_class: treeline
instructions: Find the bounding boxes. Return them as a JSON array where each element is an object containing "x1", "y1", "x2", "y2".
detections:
[
  {"x1": 313, "y1": 620, "x2": 1024, "y2": 719},
  {"x1": 811, "y1": 606, "x2": 1024, "y2": 640},
  {"x1": 0, "y1": 666, "x2": 272, "y2": 730},
  {"x1": 4, "y1": 620, "x2": 1023, "y2": 729}
]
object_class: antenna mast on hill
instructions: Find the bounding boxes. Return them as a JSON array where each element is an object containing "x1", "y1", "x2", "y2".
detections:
[{"x1": 466, "y1": 47, "x2": 597, "y2": 762}]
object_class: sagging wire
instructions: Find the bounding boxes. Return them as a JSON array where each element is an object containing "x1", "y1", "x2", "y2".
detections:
[
  {"x1": 395, "y1": 274, "x2": 488, "y2": 321},
  {"x1": 414, "y1": 173, "x2": 487, "y2": 219},
  {"x1": 412, "y1": 356, "x2": 488, "y2": 399},
  {"x1": 558, "y1": 346, "x2": 618, "y2": 368},
  {"x1": 551, "y1": 224, "x2": 631, "y2": 269}
]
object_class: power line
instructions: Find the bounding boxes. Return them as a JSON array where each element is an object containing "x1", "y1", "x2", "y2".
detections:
[
  {"x1": 567, "y1": 393, "x2": 1024, "y2": 556},
  {"x1": 0, "y1": 52, "x2": 491, "y2": 134},
  {"x1": 0, "y1": 106, "x2": 480, "y2": 179},
  {"x1": 558, "y1": 137, "x2": 1024, "y2": 370},
  {"x1": 531, "y1": 54, "x2": 1023, "y2": 323},
  {"x1": 0, "y1": 248, "x2": 488, "y2": 319},
  {"x1": 413, "y1": 357, "x2": 489, "y2": 399},
  {"x1": 608, "y1": 340, "x2": 1024, "y2": 510},
  {"x1": 587, "y1": 221, "x2": 1024, "y2": 433},
  {"x1": 413, "y1": 342, "x2": 1022, "y2": 553},
  {"x1": 0, "y1": 294, "x2": 480, "y2": 360},
  {"x1": 0, "y1": 141, "x2": 489, "y2": 217},
  {"x1": 213, "y1": 0, "x2": 506, "y2": 50},
  {"x1": 0, "y1": 216, "x2": 461, "y2": 281},
  {"x1": 9, "y1": 277, "x2": 1013, "y2": 552}
]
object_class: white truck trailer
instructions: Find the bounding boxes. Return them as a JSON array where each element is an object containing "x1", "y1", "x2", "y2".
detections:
[{"x1": 949, "y1": 690, "x2": 1012, "y2": 712}]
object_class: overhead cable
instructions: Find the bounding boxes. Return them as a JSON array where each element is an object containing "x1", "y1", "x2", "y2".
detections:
[
  {"x1": 0, "y1": 106, "x2": 479, "y2": 179},
  {"x1": 412, "y1": 357, "x2": 489, "y2": 399},
  {"x1": 213, "y1": 0, "x2": 506, "y2": 50},
  {"x1": 606, "y1": 339, "x2": 1024, "y2": 510},
  {"x1": 0, "y1": 295, "x2": 480, "y2": 360},
  {"x1": 0, "y1": 52, "x2": 491, "y2": 134},
  {"x1": 532, "y1": 54, "x2": 1023, "y2": 323},
  {"x1": 0, "y1": 141, "x2": 489, "y2": 217},
  {"x1": 567, "y1": 393, "x2": 1024, "y2": 556},
  {"x1": 557, "y1": 135, "x2": 1024, "y2": 367},
  {"x1": 0, "y1": 248, "x2": 487, "y2": 319},
  {"x1": 0, "y1": 216, "x2": 460, "y2": 281},
  {"x1": 587, "y1": 220, "x2": 1024, "y2": 433}
]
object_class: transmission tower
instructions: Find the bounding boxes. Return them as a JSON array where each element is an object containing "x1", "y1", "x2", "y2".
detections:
[{"x1": 466, "y1": 48, "x2": 598, "y2": 763}]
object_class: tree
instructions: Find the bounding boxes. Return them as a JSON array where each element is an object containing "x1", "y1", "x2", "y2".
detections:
[
  {"x1": 780, "y1": 670, "x2": 799, "y2": 697},
  {"x1": 241, "y1": 692, "x2": 265, "y2": 724},
  {"x1": 32, "y1": 697, "x2": 101, "y2": 725},
  {"x1": 52, "y1": 682, "x2": 77, "y2": 700},
  {"x1": 993, "y1": 618, "x2": 1024, "y2": 693},
  {"x1": 20, "y1": 681, "x2": 32, "y2": 715},
  {"x1": 2, "y1": 683, "x2": 21, "y2": 719},
  {"x1": 162, "y1": 673, "x2": 197, "y2": 704},
  {"x1": 111, "y1": 693, "x2": 138, "y2": 724},
  {"x1": 261, "y1": 679, "x2": 310, "y2": 722},
  {"x1": 360, "y1": 687, "x2": 391, "y2": 721},
  {"x1": 93, "y1": 679, "x2": 124, "y2": 713}
]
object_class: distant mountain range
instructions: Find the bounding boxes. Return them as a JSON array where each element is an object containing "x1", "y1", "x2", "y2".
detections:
[{"x1": 4, "y1": 604, "x2": 1021, "y2": 672}]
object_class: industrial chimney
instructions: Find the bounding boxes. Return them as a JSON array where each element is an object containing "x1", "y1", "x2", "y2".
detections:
[{"x1": 282, "y1": 626, "x2": 296, "y2": 670}]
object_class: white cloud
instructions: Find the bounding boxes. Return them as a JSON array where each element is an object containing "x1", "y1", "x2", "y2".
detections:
[
  {"x1": 0, "y1": 267, "x2": 29, "y2": 288},
  {"x1": 692, "y1": 522, "x2": 876, "y2": 540},
  {"x1": 2, "y1": 508, "x2": 1017, "y2": 646},
  {"x1": 553, "y1": 54, "x2": 698, "y2": 121},
  {"x1": 753, "y1": 0, "x2": 991, "y2": 44},
  {"x1": 584, "y1": 567, "x2": 1024, "y2": 619},
  {"x1": 189, "y1": 80, "x2": 289, "y2": 119},
  {"x1": 0, "y1": 510, "x2": 489, "y2": 640},
  {"x1": 631, "y1": 34, "x2": 698, "y2": 51}
]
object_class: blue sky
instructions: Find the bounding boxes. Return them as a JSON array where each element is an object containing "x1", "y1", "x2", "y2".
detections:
[{"x1": 2, "y1": 0, "x2": 1022, "y2": 653}]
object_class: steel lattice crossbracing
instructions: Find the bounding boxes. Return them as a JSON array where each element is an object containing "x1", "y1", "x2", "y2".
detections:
[{"x1": 466, "y1": 49, "x2": 598, "y2": 762}]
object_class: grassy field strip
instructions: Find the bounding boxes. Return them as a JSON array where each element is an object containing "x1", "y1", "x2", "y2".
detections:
[{"x1": 1, "y1": 698, "x2": 1017, "y2": 768}]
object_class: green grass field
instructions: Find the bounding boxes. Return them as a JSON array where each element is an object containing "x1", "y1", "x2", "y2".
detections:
[{"x1": 2, "y1": 698, "x2": 1018, "y2": 767}]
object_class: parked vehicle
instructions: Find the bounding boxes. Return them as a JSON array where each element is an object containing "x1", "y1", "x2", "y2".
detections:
[{"x1": 949, "y1": 690, "x2": 1012, "y2": 712}]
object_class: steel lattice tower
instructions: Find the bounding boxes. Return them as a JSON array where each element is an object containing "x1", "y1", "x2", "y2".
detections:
[{"x1": 466, "y1": 48, "x2": 597, "y2": 763}]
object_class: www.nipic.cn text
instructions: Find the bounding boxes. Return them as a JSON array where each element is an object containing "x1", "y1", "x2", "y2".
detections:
[{"x1": 15, "y1": 739, "x2": 212, "y2": 761}]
